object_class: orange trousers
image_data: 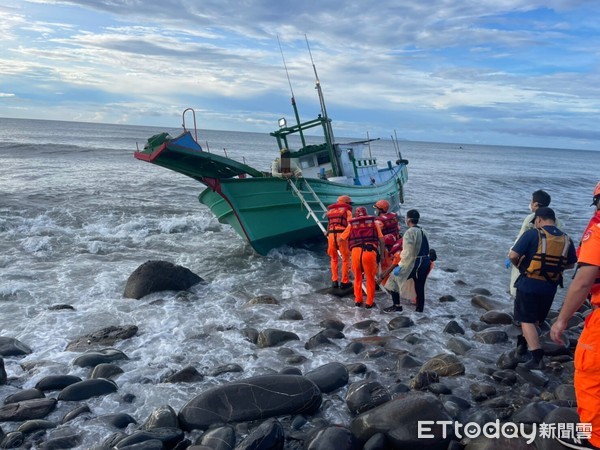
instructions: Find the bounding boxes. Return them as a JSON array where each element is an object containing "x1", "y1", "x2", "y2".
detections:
[
  {"x1": 327, "y1": 233, "x2": 350, "y2": 283},
  {"x1": 575, "y1": 309, "x2": 600, "y2": 448},
  {"x1": 351, "y1": 247, "x2": 378, "y2": 305}
]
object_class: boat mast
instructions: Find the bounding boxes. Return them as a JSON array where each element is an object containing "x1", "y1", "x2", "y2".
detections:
[
  {"x1": 305, "y1": 35, "x2": 341, "y2": 176},
  {"x1": 278, "y1": 36, "x2": 306, "y2": 149}
]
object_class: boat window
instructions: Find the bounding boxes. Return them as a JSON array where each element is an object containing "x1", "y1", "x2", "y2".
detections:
[
  {"x1": 299, "y1": 156, "x2": 316, "y2": 168},
  {"x1": 316, "y1": 152, "x2": 330, "y2": 165}
]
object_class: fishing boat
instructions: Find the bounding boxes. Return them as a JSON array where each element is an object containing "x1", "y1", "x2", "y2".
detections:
[{"x1": 134, "y1": 61, "x2": 408, "y2": 255}]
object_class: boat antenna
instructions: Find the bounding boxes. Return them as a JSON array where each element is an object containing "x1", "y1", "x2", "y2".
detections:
[
  {"x1": 393, "y1": 129, "x2": 403, "y2": 160},
  {"x1": 367, "y1": 131, "x2": 372, "y2": 158},
  {"x1": 305, "y1": 34, "x2": 340, "y2": 175},
  {"x1": 277, "y1": 35, "x2": 306, "y2": 148}
]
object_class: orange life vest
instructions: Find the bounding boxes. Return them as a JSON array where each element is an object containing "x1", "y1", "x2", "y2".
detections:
[
  {"x1": 377, "y1": 212, "x2": 400, "y2": 239},
  {"x1": 525, "y1": 228, "x2": 570, "y2": 285},
  {"x1": 327, "y1": 203, "x2": 352, "y2": 232},
  {"x1": 348, "y1": 215, "x2": 379, "y2": 251}
]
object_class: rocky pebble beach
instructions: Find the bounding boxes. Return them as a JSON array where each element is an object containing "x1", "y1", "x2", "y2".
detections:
[{"x1": 0, "y1": 260, "x2": 588, "y2": 449}]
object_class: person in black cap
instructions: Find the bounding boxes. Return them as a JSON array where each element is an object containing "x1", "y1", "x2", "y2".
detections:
[
  {"x1": 383, "y1": 209, "x2": 431, "y2": 312},
  {"x1": 508, "y1": 206, "x2": 577, "y2": 369},
  {"x1": 506, "y1": 190, "x2": 563, "y2": 298}
]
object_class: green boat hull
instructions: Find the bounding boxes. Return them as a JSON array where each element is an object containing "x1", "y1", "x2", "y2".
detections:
[{"x1": 199, "y1": 170, "x2": 407, "y2": 255}]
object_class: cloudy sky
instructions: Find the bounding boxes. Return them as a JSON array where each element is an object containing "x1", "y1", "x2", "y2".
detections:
[{"x1": 1, "y1": 1, "x2": 599, "y2": 150}]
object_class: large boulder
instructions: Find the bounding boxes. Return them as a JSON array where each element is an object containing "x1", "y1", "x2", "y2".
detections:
[
  {"x1": 0, "y1": 337, "x2": 32, "y2": 357},
  {"x1": 345, "y1": 380, "x2": 391, "y2": 415},
  {"x1": 305, "y1": 362, "x2": 349, "y2": 393},
  {"x1": 350, "y1": 393, "x2": 453, "y2": 449},
  {"x1": 178, "y1": 375, "x2": 321, "y2": 431},
  {"x1": 124, "y1": 260, "x2": 203, "y2": 299}
]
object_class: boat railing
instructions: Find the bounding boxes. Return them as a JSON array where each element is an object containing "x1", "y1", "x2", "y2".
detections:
[{"x1": 182, "y1": 108, "x2": 198, "y2": 142}]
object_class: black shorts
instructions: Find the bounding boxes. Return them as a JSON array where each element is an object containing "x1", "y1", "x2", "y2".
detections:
[{"x1": 513, "y1": 289, "x2": 555, "y2": 324}]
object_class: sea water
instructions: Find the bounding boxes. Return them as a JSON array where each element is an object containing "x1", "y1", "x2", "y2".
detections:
[{"x1": 0, "y1": 117, "x2": 597, "y2": 446}]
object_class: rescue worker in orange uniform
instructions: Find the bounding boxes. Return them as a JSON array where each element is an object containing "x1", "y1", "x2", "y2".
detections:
[
  {"x1": 551, "y1": 182, "x2": 600, "y2": 450},
  {"x1": 340, "y1": 206, "x2": 384, "y2": 308},
  {"x1": 326, "y1": 195, "x2": 353, "y2": 289},
  {"x1": 373, "y1": 199, "x2": 401, "y2": 278},
  {"x1": 373, "y1": 199, "x2": 401, "y2": 240}
]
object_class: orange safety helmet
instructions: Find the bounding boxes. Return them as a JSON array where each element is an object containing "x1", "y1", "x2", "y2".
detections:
[
  {"x1": 337, "y1": 195, "x2": 352, "y2": 205},
  {"x1": 593, "y1": 181, "x2": 600, "y2": 207},
  {"x1": 374, "y1": 199, "x2": 390, "y2": 213},
  {"x1": 355, "y1": 206, "x2": 368, "y2": 217}
]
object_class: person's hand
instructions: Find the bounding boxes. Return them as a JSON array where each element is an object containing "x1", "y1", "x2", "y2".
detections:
[
  {"x1": 550, "y1": 319, "x2": 568, "y2": 345},
  {"x1": 505, "y1": 258, "x2": 511, "y2": 269},
  {"x1": 393, "y1": 266, "x2": 402, "y2": 276}
]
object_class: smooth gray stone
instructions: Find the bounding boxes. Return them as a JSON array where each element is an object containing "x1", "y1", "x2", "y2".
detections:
[
  {"x1": 114, "y1": 428, "x2": 185, "y2": 449},
  {"x1": 428, "y1": 383, "x2": 452, "y2": 395},
  {"x1": 535, "y1": 407, "x2": 580, "y2": 450},
  {"x1": 320, "y1": 328, "x2": 345, "y2": 339},
  {"x1": 420, "y1": 353, "x2": 465, "y2": 377},
  {"x1": 256, "y1": 329, "x2": 300, "y2": 348},
  {"x1": 142, "y1": 405, "x2": 179, "y2": 430},
  {"x1": 305, "y1": 362, "x2": 349, "y2": 393},
  {"x1": 279, "y1": 309, "x2": 303, "y2": 320},
  {"x1": 480, "y1": 310, "x2": 513, "y2": 325},
  {"x1": 42, "y1": 433, "x2": 83, "y2": 449},
  {"x1": 210, "y1": 364, "x2": 243, "y2": 377},
  {"x1": 165, "y1": 366, "x2": 204, "y2": 383},
  {"x1": 99, "y1": 413, "x2": 137, "y2": 428},
  {"x1": 471, "y1": 295, "x2": 506, "y2": 311},
  {"x1": 447, "y1": 336, "x2": 472, "y2": 355},
  {"x1": 17, "y1": 419, "x2": 56, "y2": 434},
  {"x1": 0, "y1": 431, "x2": 24, "y2": 448},
  {"x1": 350, "y1": 393, "x2": 453, "y2": 449},
  {"x1": 234, "y1": 418, "x2": 284, "y2": 450},
  {"x1": 0, "y1": 337, "x2": 32, "y2": 357},
  {"x1": 319, "y1": 319, "x2": 345, "y2": 331},
  {"x1": 387, "y1": 316, "x2": 414, "y2": 330},
  {"x1": 304, "y1": 425, "x2": 359, "y2": 450},
  {"x1": 409, "y1": 371, "x2": 439, "y2": 390},
  {"x1": 90, "y1": 363, "x2": 125, "y2": 379},
  {"x1": 305, "y1": 331, "x2": 336, "y2": 350},
  {"x1": 396, "y1": 354, "x2": 422, "y2": 369},
  {"x1": 242, "y1": 327, "x2": 259, "y2": 344},
  {"x1": 35, "y1": 375, "x2": 82, "y2": 391},
  {"x1": 474, "y1": 329, "x2": 508, "y2": 344},
  {"x1": 198, "y1": 425, "x2": 236, "y2": 450},
  {"x1": 438, "y1": 295, "x2": 458, "y2": 302},
  {"x1": 57, "y1": 378, "x2": 118, "y2": 401},
  {"x1": 470, "y1": 383, "x2": 497, "y2": 402},
  {"x1": 345, "y1": 380, "x2": 391, "y2": 415},
  {"x1": 61, "y1": 404, "x2": 91, "y2": 424},
  {"x1": 554, "y1": 384, "x2": 576, "y2": 403},
  {"x1": 65, "y1": 325, "x2": 138, "y2": 352},
  {"x1": 491, "y1": 369, "x2": 517, "y2": 386},
  {"x1": 512, "y1": 401, "x2": 558, "y2": 424},
  {"x1": 178, "y1": 375, "x2": 322, "y2": 431},
  {"x1": 116, "y1": 439, "x2": 164, "y2": 450},
  {"x1": 443, "y1": 320, "x2": 465, "y2": 335},
  {"x1": 73, "y1": 348, "x2": 128, "y2": 368},
  {"x1": 0, "y1": 398, "x2": 57, "y2": 421},
  {"x1": 123, "y1": 260, "x2": 203, "y2": 299},
  {"x1": 3, "y1": 388, "x2": 44, "y2": 404}
]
